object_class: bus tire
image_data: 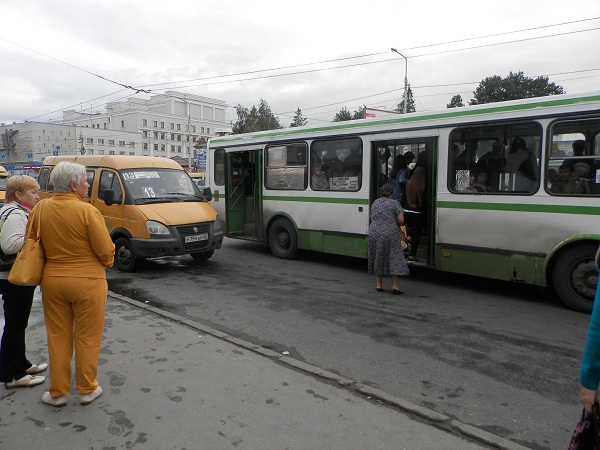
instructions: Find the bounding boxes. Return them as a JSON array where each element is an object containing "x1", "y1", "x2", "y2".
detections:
[
  {"x1": 268, "y1": 218, "x2": 298, "y2": 259},
  {"x1": 552, "y1": 243, "x2": 598, "y2": 313},
  {"x1": 114, "y1": 237, "x2": 137, "y2": 272},
  {"x1": 191, "y1": 250, "x2": 214, "y2": 261}
]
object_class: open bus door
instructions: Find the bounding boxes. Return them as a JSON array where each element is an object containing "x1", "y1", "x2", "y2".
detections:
[
  {"x1": 370, "y1": 138, "x2": 437, "y2": 266},
  {"x1": 225, "y1": 150, "x2": 262, "y2": 240}
]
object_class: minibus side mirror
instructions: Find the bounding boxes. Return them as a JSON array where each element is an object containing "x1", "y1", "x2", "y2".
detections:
[
  {"x1": 203, "y1": 187, "x2": 212, "y2": 201},
  {"x1": 104, "y1": 189, "x2": 115, "y2": 206}
]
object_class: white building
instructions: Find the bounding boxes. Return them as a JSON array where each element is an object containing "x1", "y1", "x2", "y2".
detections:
[{"x1": 0, "y1": 91, "x2": 232, "y2": 170}]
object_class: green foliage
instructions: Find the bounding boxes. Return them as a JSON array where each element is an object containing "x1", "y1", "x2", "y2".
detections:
[
  {"x1": 290, "y1": 107, "x2": 308, "y2": 127},
  {"x1": 352, "y1": 106, "x2": 365, "y2": 120},
  {"x1": 447, "y1": 94, "x2": 464, "y2": 108},
  {"x1": 232, "y1": 99, "x2": 282, "y2": 133},
  {"x1": 333, "y1": 107, "x2": 352, "y2": 122},
  {"x1": 394, "y1": 84, "x2": 416, "y2": 113},
  {"x1": 469, "y1": 71, "x2": 564, "y2": 105}
]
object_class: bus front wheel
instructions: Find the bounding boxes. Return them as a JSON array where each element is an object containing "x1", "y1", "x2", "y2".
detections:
[
  {"x1": 268, "y1": 218, "x2": 298, "y2": 259},
  {"x1": 552, "y1": 243, "x2": 597, "y2": 313},
  {"x1": 114, "y1": 237, "x2": 137, "y2": 272}
]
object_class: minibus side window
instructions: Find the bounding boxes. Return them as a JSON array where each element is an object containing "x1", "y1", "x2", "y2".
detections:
[
  {"x1": 86, "y1": 170, "x2": 95, "y2": 198},
  {"x1": 98, "y1": 170, "x2": 123, "y2": 204},
  {"x1": 38, "y1": 168, "x2": 50, "y2": 192}
]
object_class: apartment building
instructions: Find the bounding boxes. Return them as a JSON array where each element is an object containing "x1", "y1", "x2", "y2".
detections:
[{"x1": 0, "y1": 91, "x2": 231, "y2": 168}]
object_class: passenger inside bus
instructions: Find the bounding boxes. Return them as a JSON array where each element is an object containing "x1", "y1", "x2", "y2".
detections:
[
  {"x1": 476, "y1": 140, "x2": 506, "y2": 191},
  {"x1": 311, "y1": 164, "x2": 329, "y2": 190},
  {"x1": 550, "y1": 161, "x2": 585, "y2": 194},
  {"x1": 570, "y1": 139, "x2": 593, "y2": 178},
  {"x1": 505, "y1": 137, "x2": 538, "y2": 191}
]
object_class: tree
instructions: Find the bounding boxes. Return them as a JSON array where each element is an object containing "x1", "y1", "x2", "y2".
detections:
[
  {"x1": 352, "y1": 106, "x2": 364, "y2": 120},
  {"x1": 232, "y1": 99, "x2": 282, "y2": 133},
  {"x1": 290, "y1": 107, "x2": 308, "y2": 127},
  {"x1": 394, "y1": 84, "x2": 416, "y2": 113},
  {"x1": 333, "y1": 107, "x2": 352, "y2": 122},
  {"x1": 469, "y1": 71, "x2": 564, "y2": 105},
  {"x1": 447, "y1": 94, "x2": 464, "y2": 108}
]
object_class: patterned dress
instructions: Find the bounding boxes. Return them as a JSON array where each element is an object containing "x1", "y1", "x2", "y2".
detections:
[{"x1": 367, "y1": 197, "x2": 409, "y2": 277}]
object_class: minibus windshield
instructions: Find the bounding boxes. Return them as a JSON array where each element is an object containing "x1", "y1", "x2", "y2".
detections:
[{"x1": 120, "y1": 168, "x2": 203, "y2": 203}]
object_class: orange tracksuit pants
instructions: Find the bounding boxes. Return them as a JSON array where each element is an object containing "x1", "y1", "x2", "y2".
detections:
[{"x1": 41, "y1": 276, "x2": 107, "y2": 397}]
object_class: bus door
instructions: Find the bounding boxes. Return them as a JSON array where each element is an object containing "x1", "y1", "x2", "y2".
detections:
[
  {"x1": 225, "y1": 150, "x2": 262, "y2": 240},
  {"x1": 370, "y1": 138, "x2": 437, "y2": 266}
]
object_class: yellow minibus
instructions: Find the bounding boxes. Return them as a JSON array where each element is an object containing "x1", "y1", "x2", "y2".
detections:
[{"x1": 38, "y1": 155, "x2": 223, "y2": 271}]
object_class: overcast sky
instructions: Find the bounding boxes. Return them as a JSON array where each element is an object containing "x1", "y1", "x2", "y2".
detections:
[{"x1": 1, "y1": 0, "x2": 598, "y2": 127}]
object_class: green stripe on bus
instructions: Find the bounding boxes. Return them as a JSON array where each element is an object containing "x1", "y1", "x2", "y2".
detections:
[
  {"x1": 210, "y1": 94, "x2": 600, "y2": 145},
  {"x1": 438, "y1": 201, "x2": 600, "y2": 215},
  {"x1": 262, "y1": 195, "x2": 369, "y2": 204}
]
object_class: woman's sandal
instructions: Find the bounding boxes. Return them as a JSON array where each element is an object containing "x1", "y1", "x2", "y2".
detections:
[
  {"x1": 392, "y1": 289, "x2": 403, "y2": 295},
  {"x1": 375, "y1": 287, "x2": 383, "y2": 292}
]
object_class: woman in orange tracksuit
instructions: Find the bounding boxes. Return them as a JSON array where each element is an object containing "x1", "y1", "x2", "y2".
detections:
[{"x1": 33, "y1": 161, "x2": 114, "y2": 407}]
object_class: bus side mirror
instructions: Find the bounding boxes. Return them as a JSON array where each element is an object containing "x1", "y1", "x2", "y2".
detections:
[
  {"x1": 104, "y1": 189, "x2": 115, "y2": 206},
  {"x1": 203, "y1": 187, "x2": 212, "y2": 201}
]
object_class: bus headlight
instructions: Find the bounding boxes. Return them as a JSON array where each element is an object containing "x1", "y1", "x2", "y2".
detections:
[{"x1": 146, "y1": 220, "x2": 170, "y2": 235}]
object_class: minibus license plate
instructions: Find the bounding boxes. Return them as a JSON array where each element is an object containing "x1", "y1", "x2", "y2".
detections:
[{"x1": 185, "y1": 233, "x2": 208, "y2": 243}]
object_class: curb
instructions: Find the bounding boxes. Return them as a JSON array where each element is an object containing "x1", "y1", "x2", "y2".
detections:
[{"x1": 108, "y1": 291, "x2": 530, "y2": 450}]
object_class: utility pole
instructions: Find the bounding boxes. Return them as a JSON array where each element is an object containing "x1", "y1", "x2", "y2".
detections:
[{"x1": 391, "y1": 48, "x2": 409, "y2": 114}]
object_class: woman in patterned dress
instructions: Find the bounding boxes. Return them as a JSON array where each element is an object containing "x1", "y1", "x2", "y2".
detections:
[{"x1": 367, "y1": 183, "x2": 409, "y2": 294}]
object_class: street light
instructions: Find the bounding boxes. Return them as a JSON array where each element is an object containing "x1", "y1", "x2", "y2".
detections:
[{"x1": 390, "y1": 48, "x2": 408, "y2": 114}]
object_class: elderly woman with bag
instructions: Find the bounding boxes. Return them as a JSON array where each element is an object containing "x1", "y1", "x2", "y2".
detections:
[
  {"x1": 34, "y1": 162, "x2": 115, "y2": 407},
  {"x1": 0, "y1": 175, "x2": 47, "y2": 388}
]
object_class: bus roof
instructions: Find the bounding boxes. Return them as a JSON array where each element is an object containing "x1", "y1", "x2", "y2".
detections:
[
  {"x1": 41, "y1": 155, "x2": 184, "y2": 170},
  {"x1": 208, "y1": 91, "x2": 600, "y2": 148}
]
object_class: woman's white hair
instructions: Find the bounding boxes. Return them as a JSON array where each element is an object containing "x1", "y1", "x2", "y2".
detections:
[{"x1": 50, "y1": 161, "x2": 87, "y2": 192}]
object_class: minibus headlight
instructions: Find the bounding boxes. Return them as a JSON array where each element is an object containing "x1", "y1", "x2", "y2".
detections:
[
  {"x1": 146, "y1": 220, "x2": 170, "y2": 235},
  {"x1": 213, "y1": 217, "x2": 223, "y2": 232}
]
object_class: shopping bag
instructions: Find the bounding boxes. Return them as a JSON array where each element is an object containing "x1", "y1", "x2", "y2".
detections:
[{"x1": 569, "y1": 403, "x2": 600, "y2": 450}]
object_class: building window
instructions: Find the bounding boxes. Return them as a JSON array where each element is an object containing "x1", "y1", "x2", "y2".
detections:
[
  {"x1": 119, "y1": 151, "x2": 126, "y2": 155},
  {"x1": 154, "y1": 144, "x2": 158, "y2": 151},
  {"x1": 161, "y1": 144, "x2": 165, "y2": 151},
  {"x1": 207, "y1": 128, "x2": 210, "y2": 134},
  {"x1": 143, "y1": 143, "x2": 148, "y2": 150},
  {"x1": 86, "y1": 138, "x2": 94, "y2": 144},
  {"x1": 121, "y1": 120, "x2": 125, "y2": 128},
  {"x1": 129, "y1": 152, "x2": 135, "y2": 156},
  {"x1": 128, "y1": 142, "x2": 135, "y2": 147},
  {"x1": 177, "y1": 135, "x2": 182, "y2": 141},
  {"x1": 177, "y1": 146, "x2": 182, "y2": 152},
  {"x1": 103, "y1": 123, "x2": 107, "y2": 129},
  {"x1": 160, "y1": 122, "x2": 165, "y2": 129},
  {"x1": 99, "y1": 150, "x2": 105, "y2": 155},
  {"x1": 176, "y1": 124, "x2": 181, "y2": 131},
  {"x1": 170, "y1": 123, "x2": 174, "y2": 130},
  {"x1": 160, "y1": 133, "x2": 165, "y2": 140},
  {"x1": 98, "y1": 139, "x2": 104, "y2": 144},
  {"x1": 109, "y1": 151, "x2": 115, "y2": 155},
  {"x1": 142, "y1": 131, "x2": 148, "y2": 138},
  {"x1": 154, "y1": 132, "x2": 158, "y2": 139},
  {"x1": 143, "y1": 119, "x2": 148, "y2": 126},
  {"x1": 108, "y1": 140, "x2": 115, "y2": 145},
  {"x1": 171, "y1": 145, "x2": 175, "y2": 151},
  {"x1": 201, "y1": 127, "x2": 205, "y2": 133},
  {"x1": 153, "y1": 121, "x2": 158, "y2": 127}
]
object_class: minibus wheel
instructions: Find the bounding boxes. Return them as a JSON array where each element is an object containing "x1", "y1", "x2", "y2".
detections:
[
  {"x1": 552, "y1": 243, "x2": 597, "y2": 313},
  {"x1": 268, "y1": 218, "x2": 298, "y2": 259},
  {"x1": 114, "y1": 237, "x2": 137, "y2": 272},
  {"x1": 191, "y1": 250, "x2": 214, "y2": 261}
]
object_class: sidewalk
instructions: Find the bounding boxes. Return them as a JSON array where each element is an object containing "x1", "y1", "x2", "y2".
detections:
[{"x1": 0, "y1": 291, "x2": 528, "y2": 450}]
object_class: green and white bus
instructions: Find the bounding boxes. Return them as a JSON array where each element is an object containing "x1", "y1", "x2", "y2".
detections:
[{"x1": 206, "y1": 92, "x2": 600, "y2": 312}]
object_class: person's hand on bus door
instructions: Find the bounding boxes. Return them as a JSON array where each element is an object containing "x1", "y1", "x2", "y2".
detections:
[{"x1": 580, "y1": 385, "x2": 598, "y2": 411}]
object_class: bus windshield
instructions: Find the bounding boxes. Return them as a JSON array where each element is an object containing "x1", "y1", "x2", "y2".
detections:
[{"x1": 120, "y1": 168, "x2": 202, "y2": 203}]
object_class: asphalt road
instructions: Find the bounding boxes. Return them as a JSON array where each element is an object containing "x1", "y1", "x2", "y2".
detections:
[{"x1": 107, "y1": 237, "x2": 591, "y2": 450}]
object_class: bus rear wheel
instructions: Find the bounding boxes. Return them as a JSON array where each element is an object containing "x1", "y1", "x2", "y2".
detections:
[
  {"x1": 268, "y1": 218, "x2": 298, "y2": 259},
  {"x1": 114, "y1": 237, "x2": 137, "y2": 272},
  {"x1": 552, "y1": 244, "x2": 597, "y2": 313}
]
